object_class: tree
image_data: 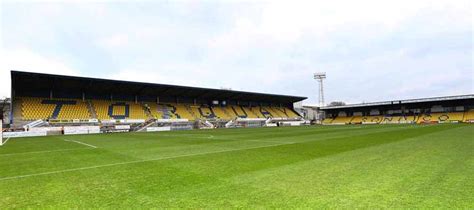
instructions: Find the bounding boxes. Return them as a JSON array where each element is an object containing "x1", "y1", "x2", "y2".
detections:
[{"x1": 327, "y1": 101, "x2": 346, "y2": 107}]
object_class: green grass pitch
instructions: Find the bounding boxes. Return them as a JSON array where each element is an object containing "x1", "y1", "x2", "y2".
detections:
[{"x1": 0, "y1": 124, "x2": 473, "y2": 208}]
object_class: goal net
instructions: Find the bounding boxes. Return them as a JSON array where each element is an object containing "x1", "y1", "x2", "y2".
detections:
[
  {"x1": 0, "y1": 120, "x2": 3, "y2": 146},
  {"x1": 0, "y1": 120, "x2": 8, "y2": 146}
]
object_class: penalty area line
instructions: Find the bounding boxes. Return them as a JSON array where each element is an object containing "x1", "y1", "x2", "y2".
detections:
[
  {"x1": 0, "y1": 148, "x2": 94, "y2": 156},
  {"x1": 63, "y1": 139, "x2": 98, "y2": 149},
  {"x1": 0, "y1": 141, "x2": 296, "y2": 181}
]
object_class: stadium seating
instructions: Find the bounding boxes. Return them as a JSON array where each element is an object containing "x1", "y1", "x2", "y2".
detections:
[
  {"x1": 381, "y1": 116, "x2": 394, "y2": 124},
  {"x1": 285, "y1": 107, "x2": 300, "y2": 118},
  {"x1": 92, "y1": 100, "x2": 112, "y2": 120},
  {"x1": 446, "y1": 112, "x2": 464, "y2": 122},
  {"x1": 156, "y1": 104, "x2": 180, "y2": 119},
  {"x1": 212, "y1": 106, "x2": 233, "y2": 120},
  {"x1": 331, "y1": 116, "x2": 353, "y2": 124},
  {"x1": 322, "y1": 118, "x2": 334, "y2": 124},
  {"x1": 324, "y1": 115, "x2": 413, "y2": 125},
  {"x1": 259, "y1": 107, "x2": 274, "y2": 118},
  {"x1": 324, "y1": 113, "x2": 468, "y2": 125},
  {"x1": 418, "y1": 112, "x2": 465, "y2": 123},
  {"x1": 92, "y1": 100, "x2": 147, "y2": 120},
  {"x1": 57, "y1": 100, "x2": 91, "y2": 120},
  {"x1": 129, "y1": 103, "x2": 148, "y2": 119},
  {"x1": 267, "y1": 107, "x2": 285, "y2": 118},
  {"x1": 350, "y1": 116, "x2": 383, "y2": 124},
  {"x1": 190, "y1": 105, "x2": 221, "y2": 120},
  {"x1": 351, "y1": 116, "x2": 383, "y2": 124},
  {"x1": 463, "y1": 109, "x2": 474, "y2": 122},
  {"x1": 398, "y1": 115, "x2": 417, "y2": 123},
  {"x1": 231, "y1": 106, "x2": 249, "y2": 118},
  {"x1": 362, "y1": 116, "x2": 383, "y2": 124},
  {"x1": 418, "y1": 114, "x2": 434, "y2": 123},
  {"x1": 21, "y1": 97, "x2": 91, "y2": 120},
  {"x1": 188, "y1": 105, "x2": 202, "y2": 120},
  {"x1": 276, "y1": 107, "x2": 295, "y2": 118},
  {"x1": 448, "y1": 112, "x2": 464, "y2": 121},
  {"x1": 18, "y1": 97, "x2": 301, "y2": 122},
  {"x1": 218, "y1": 106, "x2": 237, "y2": 119},
  {"x1": 350, "y1": 116, "x2": 363, "y2": 124},
  {"x1": 175, "y1": 104, "x2": 195, "y2": 120},
  {"x1": 242, "y1": 106, "x2": 260, "y2": 118},
  {"x1": 251, "y1": 107, "x2": 265, "y2": 118}
]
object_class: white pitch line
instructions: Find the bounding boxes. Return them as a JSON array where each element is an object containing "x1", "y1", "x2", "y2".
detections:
[
  {"x1": 64, "y1": 139, "x2": 98, "y2": 149},
  {"x1": 0, "y1": 141, "x2": 296, "y2": 181},
  {"x1": 1, "y1": 137, "x2": 11, "y2": 146},
  {"x1": 160, "y1": 134, "x2": 217, "y2": 140},
  {"x1": 246, "y1": 139, "x2": 295, "y2": 144},
  {"x1": 0, "y1": 148, "x2": 94, "y2": 157}
]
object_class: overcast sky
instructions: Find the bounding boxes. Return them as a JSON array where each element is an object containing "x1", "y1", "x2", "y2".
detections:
[{"x1": 0, "y1": 0, "x2": 472, "y2": 105}]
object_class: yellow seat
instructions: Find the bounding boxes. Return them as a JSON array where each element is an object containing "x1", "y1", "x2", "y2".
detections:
[
  {"x1": 350, "y1": 116, "x2": 363, "y2": 124},
  {"x1": 322, "y1": 118, "x2": 334, "y2": 124},
  {"x1": 331, "y1": 116, "x2": 353, "y2": 124},
  {"x1": 212, "y1": 106, "x2": 232, "y2": 120},
  {"x1": 463, "y1": 110, "x2": 474, "y2": 122},
  {"x1": 362, "y1": 116, "x2": 383, "y2": 123},
  {"x1": 447, "y1": 112, "x2": 464, "y2": 121},
  {"x1": 21, "y1": 97, "x2": 91, "y2": 120},
  {"x1": 91, "y1": 100, "x2": 147, "y2": 120}
]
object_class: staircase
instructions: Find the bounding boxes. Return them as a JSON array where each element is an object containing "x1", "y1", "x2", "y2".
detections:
[
  {"x1": 136, "y1": 119, "x2": 157, "y2": 132},
  {"x1": 203, "y1": 120, "x2": 214, "y2": 128},
  {"x1": 197, "y1": 119, "x2": 214, "y2": 129},
  {"x1": 87, "y1": 101, "x2": 98, "y2": 119},
  {"x1": 265, "y1": 118, "x2": 273, "y2": 125},
  {"x1": 23, "y1": 119, "x2": 47, "y2": 130},
  {"x1": 225, "y1": 120, "x2": 236, "y2": 128},
  {"x1": 158, "y1": 104, "x2": 171, "y2": 119}
]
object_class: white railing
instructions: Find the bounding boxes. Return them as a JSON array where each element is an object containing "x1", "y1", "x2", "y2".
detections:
[
  {"x1": 225, "y1": 120, "x2": 235, "y2": 128},
  {"x1": 23, "y1": 119, "x2": 45, "y2": 130}
]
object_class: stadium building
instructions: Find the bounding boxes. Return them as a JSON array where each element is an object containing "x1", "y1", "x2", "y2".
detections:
[
  {"x1": 3, "y1": 71, "x2": 306, "y2": 136},
  {"x1": 321, "y1": 95, "x2": 474, "y2": 125},
  {"x1": 2, "y1": 70, "x2": 474, "y2": 138}
]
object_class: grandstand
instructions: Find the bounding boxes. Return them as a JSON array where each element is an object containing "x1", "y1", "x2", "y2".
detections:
[
  {"x1": 8, "y1": 71, "x2": 305, "y2": 132},
  {"x1": 5, "y1": 70, "x2": 474, "y2": 133},
  {"x1": 321, "y1": 95, "x2": 474, "y2": 124}
]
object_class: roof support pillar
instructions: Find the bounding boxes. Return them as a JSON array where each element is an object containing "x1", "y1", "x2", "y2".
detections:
[
  {"x1": 50, "y1": 90, "x2": 53, "y2": 99},
  {"x1": 10, "y1": 89, "x2": 14, "y2": 124}
]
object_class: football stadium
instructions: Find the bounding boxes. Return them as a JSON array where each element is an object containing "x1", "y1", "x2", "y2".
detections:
[
  {"x1": 1, "y1": 0, "x2": 473, "y2": 208},
  {"x1": 0, "y1": 70, "x2": 473, "y2": 208}
]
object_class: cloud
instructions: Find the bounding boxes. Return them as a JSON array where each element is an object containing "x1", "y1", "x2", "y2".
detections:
[
  {"x1": 0, "y1": 49, "x2": 80, "y2": 97},
  {"x1": 1, "y1": 1, "x2": 472, "y2": 104}
]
